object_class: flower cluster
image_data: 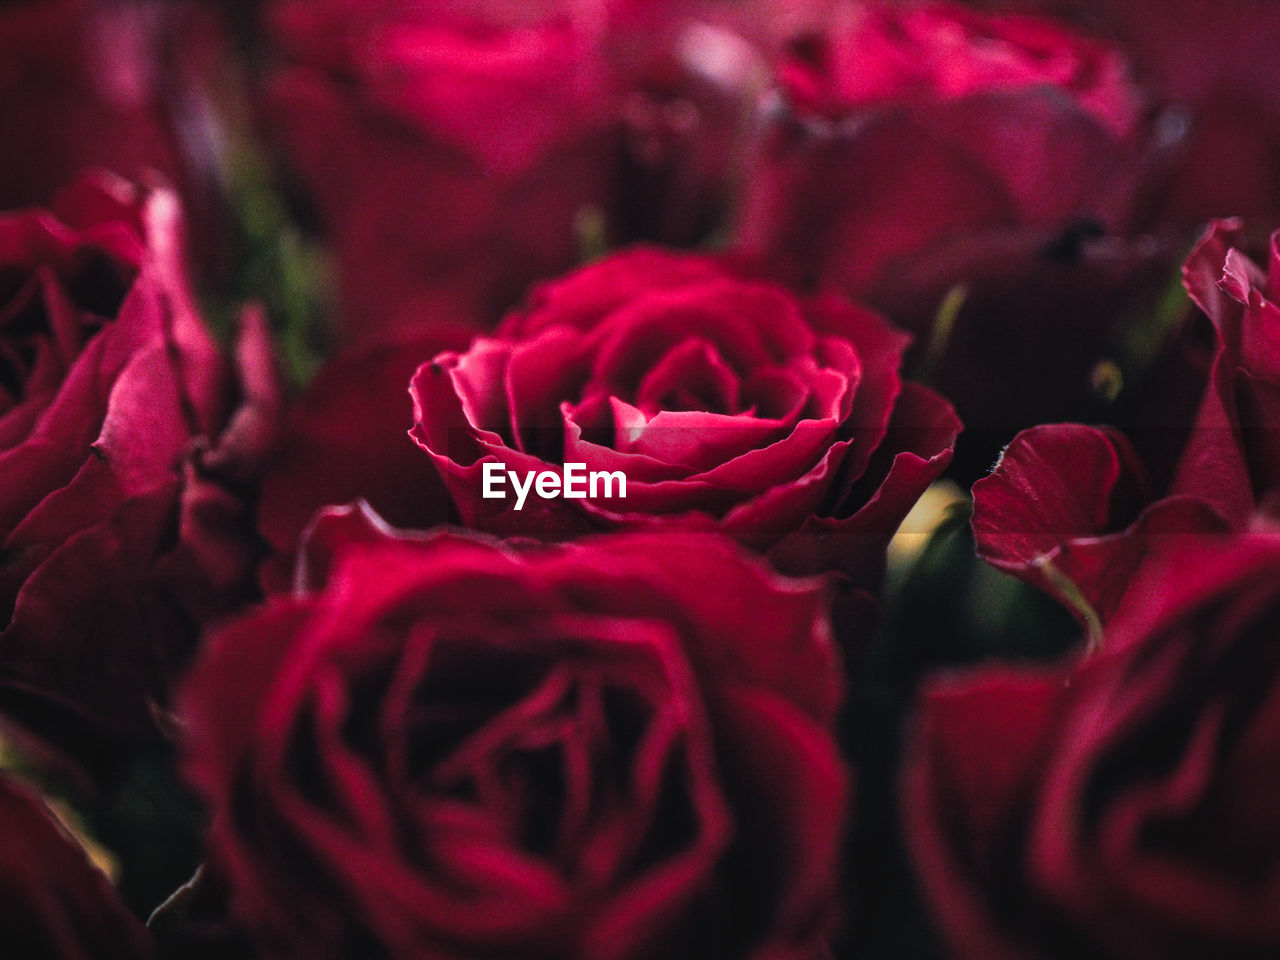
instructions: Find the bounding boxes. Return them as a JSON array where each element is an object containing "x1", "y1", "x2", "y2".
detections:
[{"x1": 0, "y1": 1, "x2": 1278, "y2": 958}]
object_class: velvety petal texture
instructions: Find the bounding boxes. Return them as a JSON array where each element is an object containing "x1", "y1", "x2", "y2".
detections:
[
  {"x1": 411, "y1": 247, "x2": 958, "y2": 587},
  {"x1": 904, "y1": 532, "x2": 1280, "y2": 960},
  {"x1": 972, "y1": 423, "x2": 1227, "y2": 626},
  {"x1": 0, "y1": 173, "x2": 281, "y2": 762},
  {"x1": 181, "y1": 507, "x2": 849, "y2": 960}
]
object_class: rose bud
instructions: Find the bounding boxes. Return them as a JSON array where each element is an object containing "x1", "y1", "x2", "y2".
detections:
[
  {"x1": 1173, "y1": 218, "x2": 1280, "y2": 525},
  {"x1": 0, "y1": 773, "x2": 154, "y2": 959},
  {"x1": 180, "y1": 505, "x2": 849, "y2": 960},
  {"x1": 904, "y1": 531, "x2": 1280, "y2": 960},
  {"x1": 259, "y1": 0, "x2": 622, "y2": 340},
  {"x1": 410, "y1": 247, "x2": 958, "y2": 591},
  {"x1": 0, "y1": 173, "x2": 282, "y2": 771}
]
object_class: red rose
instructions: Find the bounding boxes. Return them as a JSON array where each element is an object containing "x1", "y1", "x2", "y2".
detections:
[
  {"x1": 610, "y1": 1, "x2": 874, "y2": 248},
  {"x1": 411, "y1": 247, "x2": 958, "y2": 588},
  {"x1": 733, "y1": 2, "x2": 1156, "y2": 474},
  {"x1": 181, "y1": 504, "x2": 849, "y2": 960},
  {"x1": 0, "y1": 773, "x2": 154, "y2": 959},
  {"x1": 968, "y1": 0, "x2": 1280, "y2": 229},
  {"x1": 904, "y1": 532, "x2": 1280, "y2": 959},
  {"x1": 737, "y1": 1, "x2": 1142, "y2": 298},
  {"x1": 0, "y1": 173, "x2": 281, "y2": 762},
  {"x1": 260, "y1": 0, "x2": 622, "y2": 339}
]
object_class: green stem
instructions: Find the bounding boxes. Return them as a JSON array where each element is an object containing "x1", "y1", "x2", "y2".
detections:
[{"x1": 1034, "y1": 557, "x2": 1105, "y2": 655}]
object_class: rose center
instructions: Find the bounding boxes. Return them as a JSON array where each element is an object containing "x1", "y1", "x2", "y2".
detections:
[{"x1": 0, "y1": 248, "x2": 134, "y2": 415}]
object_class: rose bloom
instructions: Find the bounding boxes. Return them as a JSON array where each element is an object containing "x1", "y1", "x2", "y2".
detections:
[
  {"x1": 970, "y1": 218, "x2": 1280, "y2": 628},
  {"x1": 181, "y1": 505, "x2": 849, "y2": 960},
  {"x1": 260, "y1": 0, "x2": 622, "y2": 339},
  {"x1": 412, "y1": 247, "x2": 958, "y2": 587},
  {"x1": 904, "y1": 532, "x2": 1280, "y2": 959},
  {"x1": 736, "y1": 0, "x2": 1143, "y2": 298},
  {"x1": 733, "y1": 1, "x2": 1161, "y2": 475},
  {"x1": 967, "y1": 0, "x2": 1280, "y2": 229},
  {"x1": 0, "y1": 773, "x2": 154, "y2": 959},
  {"x1": 0, "y1": 173, "x2": 279, "y2": 765}
]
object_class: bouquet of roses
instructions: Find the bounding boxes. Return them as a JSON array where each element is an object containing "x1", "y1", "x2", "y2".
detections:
[{"x1": 1, "y1": 1, "x2": 1278, "y2": 958}]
